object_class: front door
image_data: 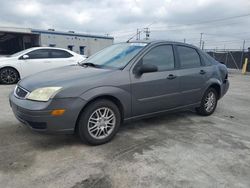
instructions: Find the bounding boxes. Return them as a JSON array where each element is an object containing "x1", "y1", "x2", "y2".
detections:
[
  {"x1": 20, "y1": 49, "x2": 52, "y2": 77},
  {"x1": 130, "y1": 44, "x2": 180, "y2": 117}
]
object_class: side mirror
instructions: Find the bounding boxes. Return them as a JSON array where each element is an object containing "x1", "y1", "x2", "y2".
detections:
[
  {"x1": 137, "y1": 64, "x2": 158, "y2": 74},
  {"x1": 22, "y1": 54, "x2": 29, "y2": 59}
]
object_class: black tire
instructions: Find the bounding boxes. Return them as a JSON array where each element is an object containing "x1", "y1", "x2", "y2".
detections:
[
  {"x1": 196, "y1": 88, "x2": 218, "y2": 116},
  {"x1": 77, "y1": 99, "x2": 121, "y2": 145},
  {"x1": 0, "y1": 67, "x2": 19, "y2": 84}
]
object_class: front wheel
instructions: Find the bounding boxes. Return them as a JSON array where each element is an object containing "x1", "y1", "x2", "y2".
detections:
[
  {"x1": 196, "y1": 88, "x2": 218, "y2": 116},
  {"x1": 0, "y1": 67, "x2": 19, "y2": 84},
  {"x1": 77, "y1": 99, "x2": 121, "y2": 145}
]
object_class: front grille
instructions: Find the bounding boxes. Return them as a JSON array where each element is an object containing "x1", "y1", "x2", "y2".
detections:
[
  {"x1": 27, "y1": 121, "x2": 47, "y2": 129},
  {"x1": 15, "y1": 86, "x2": 29, "y2": 99}
]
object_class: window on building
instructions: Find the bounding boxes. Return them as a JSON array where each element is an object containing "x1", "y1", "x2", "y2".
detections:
[
  {"x1": 50, "y1": 49, "x2": 73, "y2": 58},
  {"x1": 49, "y1": 44, "x2": 56, "y2": 47},
  {"x1": 79, "y1": 46, "x2": 85, "y2": 55},
  {"x1": 68, "y1": 45, "x2": 73, "y2": 51},
  {"x1": 141, "y1": 45, "x2": 175, "y2": 71},
  {"x1": 177, "y1": 46, "x2": 201, "y2": 68}
]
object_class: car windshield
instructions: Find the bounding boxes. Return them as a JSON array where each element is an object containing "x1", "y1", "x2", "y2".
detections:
[
  {"x1": 80, "y1": 43, "x2": 148, "y2": 69},
  {"x1": 10, "y1": 48, "x2": 32, "y2": 57}
]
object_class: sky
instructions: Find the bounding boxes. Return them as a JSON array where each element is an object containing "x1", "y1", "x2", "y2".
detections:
[{"x1": 0, "y1": 0, "x2": 250, "y2": 50}]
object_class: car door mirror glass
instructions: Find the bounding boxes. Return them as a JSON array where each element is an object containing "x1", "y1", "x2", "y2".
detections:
[{"x1": 22, "y1": 54, "x2": 29, "y2": 59}]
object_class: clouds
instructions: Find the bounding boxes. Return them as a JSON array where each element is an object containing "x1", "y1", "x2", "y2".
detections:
[{"x1": 0, "y1": 0, "x2": 249, "y2": 49}]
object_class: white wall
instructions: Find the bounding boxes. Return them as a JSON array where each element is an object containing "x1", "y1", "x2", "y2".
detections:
[{"x1": 39, "y1": 33, "x2": 113, "y2": 57}]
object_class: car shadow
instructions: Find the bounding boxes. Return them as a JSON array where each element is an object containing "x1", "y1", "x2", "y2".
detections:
[
  {"x1": 27, "y1": 110, "x2": 197, "y2": 150},
  {"x1": 0, "y1": 110, "x2": 198, "y2": 172}
]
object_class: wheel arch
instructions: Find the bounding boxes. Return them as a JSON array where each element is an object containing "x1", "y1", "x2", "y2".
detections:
[
  {"x1": 0, "y1": 66, "x2": 21, "y2": 82},
  {"x1": 75, "y1": 94, "x2": 125, "y2": 132},
  {"x1": 208, "y1": 83, "x2": 221, "y2": 99}
]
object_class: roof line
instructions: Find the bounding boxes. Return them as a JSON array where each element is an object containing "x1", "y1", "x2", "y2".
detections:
[{"x1": 31, "y1": 29, "x2": 114, "y2": 40}]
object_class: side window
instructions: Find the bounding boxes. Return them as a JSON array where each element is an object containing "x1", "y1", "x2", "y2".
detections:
[
  {"x1": 50, "y1": 49, "x2": 73, "y2": 58},
  {"x1": 26, "y1": 49, "x2": 50, "y2": 59},
  {"x1": 177, "y1": 46, "x2": 201, "y2": 68},
  {"x1": 142, "y1": 45, "x2": 175, "y2": 71}
]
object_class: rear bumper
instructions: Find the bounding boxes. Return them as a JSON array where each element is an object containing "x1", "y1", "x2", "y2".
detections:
[
  {"x1": 220, "y1": 79, "x2": 229, "y2": 98},
  {"x1": 9, "y1": 92, "x2": 86, "y2": 134}
]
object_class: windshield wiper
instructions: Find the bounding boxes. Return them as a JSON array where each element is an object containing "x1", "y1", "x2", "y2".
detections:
[{"x1": 80, "y1": 62, "x2": 101, "y2": 68}]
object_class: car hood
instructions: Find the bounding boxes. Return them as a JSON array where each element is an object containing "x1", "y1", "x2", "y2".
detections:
[
  {"x1": 19, "y1": 65, "x2": 117, "y2": 96},
  {"x1": 0, "y1": 57, "x2": 16, "y2": 64}
]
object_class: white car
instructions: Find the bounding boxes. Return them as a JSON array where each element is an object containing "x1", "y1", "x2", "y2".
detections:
[{"x1": 0, "y1": 47, "x2": 85, "y2": 84}]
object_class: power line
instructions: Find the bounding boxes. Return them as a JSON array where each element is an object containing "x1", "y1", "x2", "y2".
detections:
[{"x1": 151, "y1": 12, "x2": 250, "y2": 30}]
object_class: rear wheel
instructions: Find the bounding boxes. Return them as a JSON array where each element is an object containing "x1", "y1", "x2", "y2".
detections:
[
  {"x1": 0, "y1": 67, "x2": 19, "y2": 84},
  {"x1": 77, "y1": 99, "x2": 121, "y2": 145},
  {"x1": 196, "y1": 88, "x2": 218, "y2": 116}
]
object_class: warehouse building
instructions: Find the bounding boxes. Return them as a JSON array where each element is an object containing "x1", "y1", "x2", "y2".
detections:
[{"x1": 0, "y1": 27, "x2": 114, "y2": 57}]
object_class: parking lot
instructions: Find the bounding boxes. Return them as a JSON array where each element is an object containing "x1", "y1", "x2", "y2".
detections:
[{"x1": 0, "y1": 70, "x2": 250, "y2": 188}]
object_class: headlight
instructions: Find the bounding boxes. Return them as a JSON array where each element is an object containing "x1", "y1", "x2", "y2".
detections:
[{"x1": 26, "y1": 87, "x2": 62, "y2": 102}]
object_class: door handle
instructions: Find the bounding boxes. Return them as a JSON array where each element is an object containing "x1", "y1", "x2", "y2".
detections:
[
  {"x1": 200, "y1": 70, "x2": 206, "y2": 75},
  {"x1": 167, "y1": 74, "x2": 177, "y2": 80}
]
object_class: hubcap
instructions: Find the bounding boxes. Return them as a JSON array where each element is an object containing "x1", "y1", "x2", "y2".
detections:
[
  {"x1": 87, "y1": 107, "x2": 116, "y2": 139},
  {"x1": 204, "y1": 91, "x2": 216, "y2": 113},
  {"x1": 0, "y1": 69, "x2": 17, "y2": 84}
]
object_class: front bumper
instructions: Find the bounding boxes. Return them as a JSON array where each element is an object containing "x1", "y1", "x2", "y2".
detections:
[{"x1": 9, "y1": 92, "x2": 87, "y2": 134}]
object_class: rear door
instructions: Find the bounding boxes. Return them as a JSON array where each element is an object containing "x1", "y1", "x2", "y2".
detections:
[
  {"x1": 176, "y1": 45, "x2": 209, "y2": 106},
  {"x1": 130, "y1": 44, "x2": 180, "y2": 116},
  {"x1": 49, "y1": 49, "x2": 76, "y2": 68}
]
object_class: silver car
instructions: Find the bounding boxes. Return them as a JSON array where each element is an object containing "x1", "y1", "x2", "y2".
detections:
[{"x1": 9, "y1": 41, "x2": 229, "y2": 145}]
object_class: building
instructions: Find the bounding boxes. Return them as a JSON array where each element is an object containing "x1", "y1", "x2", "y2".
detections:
[{"x1": 0, "y1": 27, "x2": 114, "y2": 56}]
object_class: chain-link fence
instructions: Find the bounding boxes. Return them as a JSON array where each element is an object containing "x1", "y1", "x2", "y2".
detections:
[{"x1": 205, "y1": 49, "x2": 250, "y2": 72}]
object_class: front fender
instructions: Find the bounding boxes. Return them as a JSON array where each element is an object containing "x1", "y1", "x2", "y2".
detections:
[{"x1": 79, "y1": 86, "x2": 132, "y2": 118}]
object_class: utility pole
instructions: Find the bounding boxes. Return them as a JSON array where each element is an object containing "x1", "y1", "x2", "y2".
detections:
[
  {"x1": 202, "y1": 41, "x2": 205, "y2": 50},
  {"x1": 199, "y1": 33, "x2": 203, "y2": 49},
  {"x1": 136, "y1": 29, "x2": 141, "y2": 40},
  {"x1": 184, "y1": 38, "x2": 186, "y2": 43},
  {"x1": 240, "y1": 40, "x2": 245, "y2": 68},
  {"x1": 144, "y1": 27, "x2": 150, "y2": 40},
  {"x1": 136, "y1": 29, "x2": 139, "y2": 40}
]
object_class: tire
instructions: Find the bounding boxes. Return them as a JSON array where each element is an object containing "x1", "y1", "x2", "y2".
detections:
[
  {"x1": 196, "y1": 88, "x2": 218, "y2": 116},
  {"x1": 77, "y1": 99, "x2": 121, "y2": 145},
  {"x1": 0, "y1": 67, "x2": 19, "y2": 85}
]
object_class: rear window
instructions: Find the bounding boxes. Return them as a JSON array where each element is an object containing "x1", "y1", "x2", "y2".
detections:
[
  {"x1": 50, "y1": 49, "x2": 73, "y2": 58},
  {"x1": 203, "y1": 52, "x2": 217, "y2": 65},
  {"x1": 177, "y1": 46, "x2": 201, "y2": 68}
]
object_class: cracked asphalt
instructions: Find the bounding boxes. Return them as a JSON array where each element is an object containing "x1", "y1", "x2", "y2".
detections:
[{"x1": 0, "y1": 70, "x2": 250, "y2": 188}]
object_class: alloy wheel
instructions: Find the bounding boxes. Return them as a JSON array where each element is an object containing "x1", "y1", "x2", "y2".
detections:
[
  {"x1": 0, "y1": 68, "x2": 18, "y2": 84},
  {"x1": 204, "y1": 91, "x2": 216, "y2": 113},
  {"x1": 87, "y1": 107, "x2": 116, "y2": 140}
]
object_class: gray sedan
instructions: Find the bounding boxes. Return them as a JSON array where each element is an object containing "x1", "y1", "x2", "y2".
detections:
[{"x1": 9, "y1": 40, "x2": 229, "y2": 145}]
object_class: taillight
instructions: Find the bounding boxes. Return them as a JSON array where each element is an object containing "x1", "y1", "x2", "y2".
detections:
[{"x1": 224, "y1": 74, "x2": 228, "y2": 83}]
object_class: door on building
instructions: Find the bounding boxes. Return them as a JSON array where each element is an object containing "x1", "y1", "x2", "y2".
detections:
[{"x1": 79, "y1": 46, "x2": 85, "y2": 55}]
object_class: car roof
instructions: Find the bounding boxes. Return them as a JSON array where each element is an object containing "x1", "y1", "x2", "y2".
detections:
[
  {"x1": 26, "y1": 47, "x2": 73, "y2": 52},
  {"x1": 127, "y1": 40, "x2": 199, "y2": 49},
  {"x1": 23, "y1": 47, "x2": 77, "y2": 55}
]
